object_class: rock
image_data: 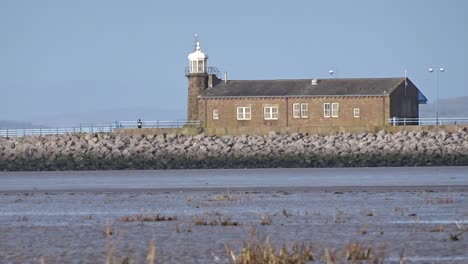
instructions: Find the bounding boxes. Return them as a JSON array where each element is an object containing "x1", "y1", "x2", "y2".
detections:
[
  {"x1": 122, "y1": 137, "x2": 131, "y2": 145},
  {"x1": 1, "y1": 128, "x2": 468, "y2": 171}
]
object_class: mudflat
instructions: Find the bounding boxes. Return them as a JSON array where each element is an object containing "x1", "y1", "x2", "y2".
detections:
[{"x1": 0, "y1": 168, "x2": 467, "y2": 263}]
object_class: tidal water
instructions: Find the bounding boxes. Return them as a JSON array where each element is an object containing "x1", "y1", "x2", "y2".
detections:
[
  {"x1": 1, "y1": 167, "x2": 467, "y2": 263},
  {"x1": 0, "y1": 166, "x2": 467, "y2": 192}
]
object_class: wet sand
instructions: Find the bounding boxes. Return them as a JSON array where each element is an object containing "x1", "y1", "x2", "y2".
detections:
[{"x1": 0, "y1": 167, "x2": 467, "y2": 263}]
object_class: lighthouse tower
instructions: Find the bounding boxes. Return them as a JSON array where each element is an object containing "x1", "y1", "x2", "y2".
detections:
[{"x1": 186, "y1": 36, "x2": 209, "y2": 121}]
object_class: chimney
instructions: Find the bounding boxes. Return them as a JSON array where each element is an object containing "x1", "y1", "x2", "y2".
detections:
[
  {"x1": 208, "y1": 74, "x2": 221, "y2": 88},
  {"x1": 311, "y1": 79, "x2": 318, "y2": 85},
  {"x1": 224, "y1": 72, "x2": 228, "y2": 83}
]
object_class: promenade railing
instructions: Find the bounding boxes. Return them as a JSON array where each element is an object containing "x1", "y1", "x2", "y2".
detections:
[
  {"x1": 0, "y1": 120, "x2": 201, "y2": 137},
  {"x1": 117, "y1": 120, "x2": 200, "y2": 129},
  {"x1": 388, "y1": 117, "x2": 468, "y2": 126}
]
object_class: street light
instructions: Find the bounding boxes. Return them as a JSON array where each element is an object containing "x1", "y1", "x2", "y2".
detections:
[
  {"x1": 428, "y1": 67, "x2": 445, "y2": 125},
  {"x1": 329, "y1": 70, "x2": 338, "y2": 79}
]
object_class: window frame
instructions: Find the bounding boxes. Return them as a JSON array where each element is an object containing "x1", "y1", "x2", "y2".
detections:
[
  {"x1": 292, "y1": 103, "x2": 301, "y2": 118},
  {"x1": 323, "y1": 103, "x2": 331, "y2": 118},
  {"x1": 237, "y1": 107, "x2": 251, "y2": 120},
  {"x1": 190, "y1": 61, "x2": 197, "y2": 73},
  {"x1": 212, "y1": 109, "x2": 219, "y2": 120},
  {"x1": 197, "y1": 60, "x2": 204, "y2": 72},
  {"x1": 264, "y1": 106, "x2": 279, "y2": 120},
  {"x1": 331, "y1": 103, "x2": 339, "y2": 118},
  {"x1": 353, "y1": 107, "x2": 360, "y2": 118},
  {"x1": 300, "y1": 103, "x2": 308, "y2": 118}
]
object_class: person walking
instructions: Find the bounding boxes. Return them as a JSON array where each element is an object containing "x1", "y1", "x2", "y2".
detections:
[{"x1": 137, "y1": 119, "x2": 142, "y2": 129}]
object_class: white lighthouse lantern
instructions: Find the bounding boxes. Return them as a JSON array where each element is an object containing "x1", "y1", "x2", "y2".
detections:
[{"x1": 188, "y1": 35, "x2": 208, "y2": 74}]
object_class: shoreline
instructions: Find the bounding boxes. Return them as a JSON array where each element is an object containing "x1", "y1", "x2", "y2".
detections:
[
  {"x1": 1, "y1": 129, "x2": 468, "y2": 171},
  {"x1": 1, "y1": 185, "x2": 468, "y2": 194}
]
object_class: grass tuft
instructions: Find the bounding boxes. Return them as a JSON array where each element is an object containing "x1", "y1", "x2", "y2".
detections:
[
  {"x1": 195, "y1": 216, "x2": 239, "y2": 226},
  {"x1": 344, "y1": 242, "x2": 373, "y2": 261},
  {"x1": 260, "y1": 213, "x2": 273, "y2": 225},
  {"x1": 146, "y1": 240, "x2": 156, "y2": 264},
  {"x1": 119, "y1": 214, "x2": 178, "y2": 222},
  {"x1": 363, "y1": 209, "x2": 374, "y2": 217},
  {"x1": 225, "y1": 238, "x2": 314, "y2": 264},
  {"x1": 429, "y1": 225, "x2": 445, "y2": 232}
]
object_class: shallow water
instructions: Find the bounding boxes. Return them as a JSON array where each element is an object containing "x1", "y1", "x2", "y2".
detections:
[
  {"x1": 0, "y1": 167, "x2": 467, "y2": 192},
  {"x1": 0, "y1": 167, "x2": 467, "y2": 263}
]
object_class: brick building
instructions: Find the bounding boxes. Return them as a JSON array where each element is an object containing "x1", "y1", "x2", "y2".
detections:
[{"x1": 186, "y1": 40, "x2": 427, "y2": 134}]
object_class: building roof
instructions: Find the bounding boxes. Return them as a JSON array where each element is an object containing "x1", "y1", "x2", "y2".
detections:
[{"x1": 201, "y1": 77, "x2": 408, "y2": 98}]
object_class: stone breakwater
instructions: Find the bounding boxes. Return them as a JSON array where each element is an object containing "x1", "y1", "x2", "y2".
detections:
[{"x1": 1, "y1": 130, "x2": 468, "y2": 171}]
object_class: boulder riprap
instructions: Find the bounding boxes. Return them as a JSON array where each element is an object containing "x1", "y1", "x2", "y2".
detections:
[{"x1": 1, "y1": 130, "x2": 468, "y2": 171}]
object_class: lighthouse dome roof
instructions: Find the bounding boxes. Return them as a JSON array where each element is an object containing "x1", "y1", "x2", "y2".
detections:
[{"x1": 188, "y1": 41, "x2": 208, "y2": 60}]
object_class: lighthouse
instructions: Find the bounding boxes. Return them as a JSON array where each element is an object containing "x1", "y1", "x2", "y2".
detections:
[
  {"x1": 186, "y1": 36, "x2": 208, "y2": 122},
  {"x1": 186, "y1": 36, "x2": 220, "y2": 122}
]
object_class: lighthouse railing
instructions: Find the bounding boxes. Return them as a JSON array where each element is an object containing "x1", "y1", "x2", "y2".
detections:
[{"x1": 185, "y1": 66, "x2": 220, "y2": 75}]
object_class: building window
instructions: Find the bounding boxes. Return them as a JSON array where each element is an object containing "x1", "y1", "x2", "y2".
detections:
[
  {"x1": 264, "y1": 106, "x2": 279, "y2": 120},
  {"x1": 300, "y1": 103, "x2": 308, "y2": 118},
  {"x1": 293, "y1": 103, "x2": 308, "y2": 118},
  {"x1": 331, "y1": 103, "x2": 339, "y2": 117},
  {"x1": 353, "y1": 108, "x2": 360, "y2": 118},
  {"x1": 293, "y1": 103, "x2": 301, "y2": 118},
  {"x1": 324, "y1": 103, "x2": 331, "y2": 118},
  {"x1": 237, "y1": 107, "x2": 251, "y2": 120},
  {"x1": 213, "y1": 109, "x2": 219, "y2": 120}
]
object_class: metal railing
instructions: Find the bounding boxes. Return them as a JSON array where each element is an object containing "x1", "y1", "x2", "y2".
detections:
[
  {"x1": 388, "y1": 117, "x2": 468, "y2": 126},
  {"x1": 0, "y1": 120, "x2": 201, "y2": 137},
  {"x1": 184, "y1": 66, "x2": 220, "y2": 75},
  {"x1": 0, "y1": 124, "x2": 116, "y2": 138},
  {"x1": 116, "y1": 120, "x2": 200, "y2": 129}
]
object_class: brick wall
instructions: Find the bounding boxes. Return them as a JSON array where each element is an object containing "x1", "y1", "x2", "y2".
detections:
[
  {"x1": 187, "y1": 73, "x2": 208, "y2": 121},
  {"x1": 199, "y1": 96, "x2": 390, "y2": 131}
]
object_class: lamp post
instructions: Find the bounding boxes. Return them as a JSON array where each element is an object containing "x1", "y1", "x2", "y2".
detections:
[
  {"x1": 428, "y1": 67, "x2": 445, "y2": 125},
  {"x1": 329, "y1": 70, "x2": 338, "y2": 79}
]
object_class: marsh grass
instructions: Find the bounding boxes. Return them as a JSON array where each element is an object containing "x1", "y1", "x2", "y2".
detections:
[
  {"x1": 260, "y1": 213, "x2": 273, "y2": 225},
  {"x1": 105, "y1": 220, "x2": 113, "y2": 236},
  {"x1": 225, "y1": 238, "x2": 314, "y2": 264},
  {"x1": 322, "y1": 242, "x2": 386, "y2": 264},
  {"x1": 146, "y1": 241, "x2": 156, "y2": 264},
  {"x1": 449, "y1": 224, "x2": 467, "y2": 241},
  {"x1": 104, "y1": 239, "x2": 157, "y2": 264},
  {"x1": 344, "y1": 242, "x2": 373, "y2": 261},
  {"x1": 210, "y1": 194, "x2": 242, "y2": 202},
  {"x1": 119, "y1": 214, "x2": 178, "y2": 222},
  {"x1": 393, "y1": 207, "x2": 409, "y2": 216},
  {"x1": 194, "y1": 216, "x2": 239, "y2": 226},
  {"x1": 429, "y1": 225, "x2": 445, "y2": 232},
  {"x1": 426, "y1": 196, "x2": 454, "y2": 205},
  {"x1": 225, "y1": 232, "x2": 387, "y2": 264},
  {"x1": 363, "y1": 209, "x2": 374, "y2": 217},
  {"x1": 334, "y1": 210, "x2": 349, "y2": 224}
]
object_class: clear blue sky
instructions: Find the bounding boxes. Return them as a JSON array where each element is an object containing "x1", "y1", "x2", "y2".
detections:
[{"x1": 1, "y1": 0, "x2": 467, "y2": 122}]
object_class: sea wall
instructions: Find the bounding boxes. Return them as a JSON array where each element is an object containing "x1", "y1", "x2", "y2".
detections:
[{"x1": 1, "y1": 129, "x2": 468, "y2": 171}]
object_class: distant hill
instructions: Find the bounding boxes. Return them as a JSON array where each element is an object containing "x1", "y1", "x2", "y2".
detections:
[
  {"x1": 0, "y1": 121, "x2": 48, "y2": 129},
  {"x1": 420, "y1": 96, "x2": 468, "y2": 118},
  {"x1": 1, "y1": 107, "x2": 184, "y2": 128},
  {"x1": 2, "y1": 99, "x2": 467, "y2": 128}
]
